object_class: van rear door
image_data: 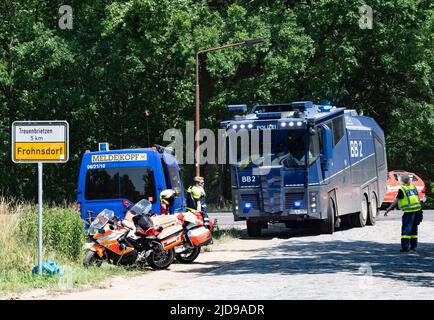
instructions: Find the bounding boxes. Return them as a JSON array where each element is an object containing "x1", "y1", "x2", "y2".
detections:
[
  {"x1": 78, "y1": 151, "x2": 160, "y2": 220},
  {"x1": 78, "y1": 159, "x2": 122, "y2": 221}
]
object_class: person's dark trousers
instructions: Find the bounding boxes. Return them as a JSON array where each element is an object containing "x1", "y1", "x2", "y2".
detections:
[
  {"x1": 401, "y1": 211, "x2": 418, "y2": 250},
  {"x1": 202, "y1": 212, "x2": 210, "y2": 229}
]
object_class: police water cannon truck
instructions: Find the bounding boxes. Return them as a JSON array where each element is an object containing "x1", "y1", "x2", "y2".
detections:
[{"x1": 220, "y1": 101, "x2": 387, "y2": 236}]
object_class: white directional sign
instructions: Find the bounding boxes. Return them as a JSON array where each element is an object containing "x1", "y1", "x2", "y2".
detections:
[
  {"x1": 12, "y1": 121, "x2": 69, "y2": 163},
  {"x1": 11, "y1": 120, "x2": 69, "y2": 275}
]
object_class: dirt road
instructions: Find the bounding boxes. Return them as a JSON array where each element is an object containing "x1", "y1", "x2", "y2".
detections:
[{"x1": 10, "y1": 211, "x2": 434, "y2": 300}]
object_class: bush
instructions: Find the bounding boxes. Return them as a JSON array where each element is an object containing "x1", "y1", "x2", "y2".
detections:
[
  {"x1": 0, "y1": 200, "x2": 145, "y2": 295},
  {"x1": 0, "y1": 201, "x2": 88, "y2": 293},
  {"x1": 18, "y1": 206, "x2": 86, "y2": 261},
  {"x1": 423, "y1": 181, "x2": 434, "y2": 209}
]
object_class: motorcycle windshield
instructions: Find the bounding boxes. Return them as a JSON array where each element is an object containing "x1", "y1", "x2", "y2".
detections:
[
  {"x1": 88, "y1": 209, "x2": 115, "y2": 235},
  {"x1": 129, "y1": 199, "x2": 152, "y2": 216}
]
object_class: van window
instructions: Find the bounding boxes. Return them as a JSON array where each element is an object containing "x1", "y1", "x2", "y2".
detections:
[
  {"x1": 394, "y1": 174, "x2": 419, "y2": 182},
  {"x1": 168, "y1": 166, "x2": 181, "y2": 190},
  {"x1": 85, "y1": 167, "x2": 156, "y2": 203}
]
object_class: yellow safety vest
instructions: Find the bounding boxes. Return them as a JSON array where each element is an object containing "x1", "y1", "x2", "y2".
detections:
[
  {"x1": 399, "y1": 184, "x2": 421, "y2": 213},
  {"x1": 186, "y1": 186, "x2": 206, "y2": 212}
]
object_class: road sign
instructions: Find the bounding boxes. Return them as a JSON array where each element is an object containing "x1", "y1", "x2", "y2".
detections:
[
  {"x1": 11, "y1": 120, "x2": 69, "y2": 275},
  {"x1": 12, "y1": 121, "x2": 69, "y2": 163}
]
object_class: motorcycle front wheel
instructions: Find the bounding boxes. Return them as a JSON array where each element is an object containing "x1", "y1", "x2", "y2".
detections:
[
  {"x1": 146, "y1": 248, "x2": 175, "y2": 270},
  {"x1": 83, "y1": 249, "x2": 103, "y2": 268},
  {"x1": 175, "y1": 247, "x2": 201, "y2": 264}
]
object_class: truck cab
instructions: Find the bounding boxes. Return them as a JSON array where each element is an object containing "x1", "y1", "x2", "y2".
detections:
[
  {"x1": 76, "y1": 144, "x2": 185, "y2": 224},
  {"x1": 221, "y1": 101, "x2": 387, "y2": 236}
]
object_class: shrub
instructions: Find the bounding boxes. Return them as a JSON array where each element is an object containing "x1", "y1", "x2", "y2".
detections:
[
  {"x1": 18, "y1": 206, "x2": 85, "y2": 261},
  {"x1": 0, "y1": 200, "x2": 86, "y2": 292}
]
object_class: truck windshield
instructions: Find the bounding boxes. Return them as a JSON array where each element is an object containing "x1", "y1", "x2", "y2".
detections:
[
  {"x1": 236, "y1": 129, "x2": 320, "y2": 168},
  {"x1": 85, "y1": 167, "x2": 156, "y2": 203}
]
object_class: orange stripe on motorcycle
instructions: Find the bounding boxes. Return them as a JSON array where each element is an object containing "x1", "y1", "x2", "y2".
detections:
[
  {"x1": 90, "y1": 244, "x2": 105, "y2": 258},
  {"x1": 94, "y1": 229, "x2": 113, "y2": 239},
  {"x1": 162, "y1": 235, "x2": 183, "y2": 251},
  {"x1": 106, "y1": 243, "x2": 135, "y2": 255},
  {"x1": 100, "y1": 239, "x2": 118, "y2": 246}
]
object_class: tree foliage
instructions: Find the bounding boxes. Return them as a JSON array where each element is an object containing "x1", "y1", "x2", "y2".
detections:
[{"x1": 0, "y1": 0, "x2": 433, "y2": 207}]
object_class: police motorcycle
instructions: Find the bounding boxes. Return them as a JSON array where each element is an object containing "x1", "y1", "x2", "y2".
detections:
[
  {"x1": 172, "y1": 210, "x2": 213, "y2": 263},
  {"x1": 148, "y1": 208, "x2": 213, "y2": 263},
  {"x1": 122, "y1": 197, "x2": 213, "y2": 264},
  {"x1": 84, "y1": 199, "x2": 183, "y2": 270}
]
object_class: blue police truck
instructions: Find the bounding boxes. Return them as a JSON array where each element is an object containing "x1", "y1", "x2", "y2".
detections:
[
  {"x1": 220, "y1": 101, "x2": 387, "y2": 236},
  {"x1": 76, "y1": 144, "x2": 185, "y2": 224}
]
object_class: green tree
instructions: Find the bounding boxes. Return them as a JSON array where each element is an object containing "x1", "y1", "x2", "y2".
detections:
[{"x1": 0, "y1": 0, "x2": 432, "y2": 208}]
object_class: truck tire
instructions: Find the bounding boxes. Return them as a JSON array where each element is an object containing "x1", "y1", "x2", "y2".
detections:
[
  {"x1": 352, "y1": 194, "x2": 368, "y2": 227},
  {"x1": 320, "y1": 198, "x2": 335, "y2": 234},
  {"x1": 367, "y1": 194, "x2": 378, "y2": 226},
  {"x1": 247, "y1": 220, "x2": 262, "y2": 237}
]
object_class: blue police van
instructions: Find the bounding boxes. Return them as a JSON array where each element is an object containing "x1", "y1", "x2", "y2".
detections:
[
  {"x1": 220, "y1": 101, "x2": 387, "y2": 236},
  {"x1": 76, "y1": 144, "x2": 185, "y2": 224}
]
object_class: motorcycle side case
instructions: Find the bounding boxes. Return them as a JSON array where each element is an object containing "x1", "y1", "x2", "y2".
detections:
[
  {"x1": 188, "y1": 227, "x2": 212, "y2": 246},
  {"x1": 158, "y1": 224, "x2": 184, "y2": 250},
  {"x1": 157, "y1": 224, "x2": 183, "y2": 239}
]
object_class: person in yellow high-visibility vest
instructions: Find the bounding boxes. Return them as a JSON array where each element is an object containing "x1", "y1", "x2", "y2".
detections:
[
  {"x1": 385, "y1": 173, "x2": 423, "y2": 252},
  {"x1": 186, "y1": 176, "x2": 210, "y2": 229},
  {"x1": 160, "y1": 188, "x2": 180, "y2": 215}
]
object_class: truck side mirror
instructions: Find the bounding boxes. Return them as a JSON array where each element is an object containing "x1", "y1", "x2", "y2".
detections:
[{"x1": 320, "y1": 125, "x2": 333, "y2": 171}]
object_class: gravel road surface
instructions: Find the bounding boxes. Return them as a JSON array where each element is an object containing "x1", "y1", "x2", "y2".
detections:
[{"x1": 9, "y1": 210, "x2": 434, "y2": 300}]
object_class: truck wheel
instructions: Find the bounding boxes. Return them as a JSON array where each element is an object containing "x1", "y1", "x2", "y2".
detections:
[
  {"x1": 367, "y1": 194, "x2": 378, "y2": 226},
  {"x1": 320, "y1": 198, "x2": 335, "y2": 234},
  {"x1": 352, "y1": 194, "x2": 368, "y2": 227},
  {"x1": 247, "y1": 220, "x2": 262, "y2": 237}
]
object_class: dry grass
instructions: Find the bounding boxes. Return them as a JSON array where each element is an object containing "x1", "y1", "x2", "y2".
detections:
[
  {"x1": 0, "y1": 198, "x2": 136, "y2": 295},
  {"x1": 0, "y1": 200, "x2": 35, "y2": 273}
]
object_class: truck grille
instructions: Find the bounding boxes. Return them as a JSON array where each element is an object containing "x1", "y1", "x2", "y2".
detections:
[
  {"x1": 285, "y1": 193, "x2": 305, "y2": 209},
  {"x1": 240, "y1": 194, "x2": 260, "y2": 210},
  {"x1": 260, "y1": 175, "x2": 282, "y2": 189}
]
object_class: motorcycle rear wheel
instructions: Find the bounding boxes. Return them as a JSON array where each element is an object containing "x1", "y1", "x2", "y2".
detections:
[
  {"x1": 146, "y1": 248, "x2": 175, "y2": 270},
  {"x1": 83, "y1": 249, "x2": 103, "y2": 268},
  {"x1": 175, "y1": 247, "x2": 201, "y2": 264}
]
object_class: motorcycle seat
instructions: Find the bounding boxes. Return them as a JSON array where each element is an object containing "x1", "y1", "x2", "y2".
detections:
[{"x1": 136, "y1": 227, "x2": 159, "y2": 237}]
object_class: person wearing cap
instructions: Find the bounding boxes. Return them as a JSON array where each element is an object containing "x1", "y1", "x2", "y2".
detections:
[
  {"x1": 186, "y1": 176, "x2": 210, "y2": 229},
  {"x1": 160, "y1": 188, "x2": 180, "y2": 215},
  {"x1": 384, "y1": 173, "x2": 423, "y2": 252}
]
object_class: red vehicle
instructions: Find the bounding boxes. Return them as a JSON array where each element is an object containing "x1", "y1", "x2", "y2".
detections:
[{"x1": 382, "y1": 170, "x2": 426, "y2": 209}]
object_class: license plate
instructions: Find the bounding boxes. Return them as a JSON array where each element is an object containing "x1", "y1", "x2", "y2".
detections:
[{"x1": 289, "y1": 209, "x2": 307, "y2": 214}]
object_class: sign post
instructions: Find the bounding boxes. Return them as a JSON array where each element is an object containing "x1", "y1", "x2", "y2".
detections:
[
  {"x1": 38, "y1": 162, "x2": 43, "y2": 275},
  {"x1": 12, "y1": 121, "x2": 69, "y2": 275}
]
